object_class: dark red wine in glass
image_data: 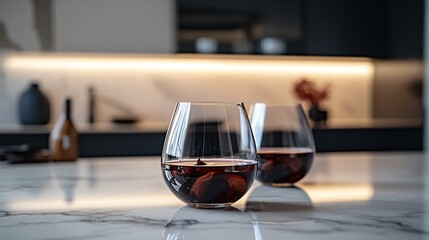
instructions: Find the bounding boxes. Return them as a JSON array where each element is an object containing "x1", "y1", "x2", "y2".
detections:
[
  {"x1": 162, "y1": 159, "x2": 257, "y2": 205},
  {"x1": 257, "y1": 148, "x2": 314, "y2": 184},
  {"x1": 250, "y1": 103, "x2": 316, "y2": 185}
]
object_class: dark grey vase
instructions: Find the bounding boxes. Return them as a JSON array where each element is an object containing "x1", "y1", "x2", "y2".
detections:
[
  {"x1": 19, "y1": 82, "x2": 51, "y2": 125},
  {"x1": 309, "y1": 105, "x2": 328, "y2": 129}
]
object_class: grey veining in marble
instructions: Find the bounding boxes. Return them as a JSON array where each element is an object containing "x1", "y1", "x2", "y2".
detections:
[{"x1": 0, "y1": 152, "x2": 428, "y2": 240}]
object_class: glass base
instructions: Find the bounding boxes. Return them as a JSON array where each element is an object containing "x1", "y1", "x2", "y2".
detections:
[
  {"x1": 187, "y1": 203, "x2": 232, "y2": 209},
  {"x1": 269, "y1": 182, "x2": 295, "y2": 187}
]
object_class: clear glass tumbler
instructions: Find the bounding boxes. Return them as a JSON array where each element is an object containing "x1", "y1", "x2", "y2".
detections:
[
  {"x1": 250, "y1": 103, "x2": 315, "y2": 185},
  {"x1": 161, "y1": 102, "x2": 258, "y2": 208}
]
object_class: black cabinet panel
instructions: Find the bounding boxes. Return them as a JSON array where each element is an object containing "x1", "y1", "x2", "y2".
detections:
[
  {"x1": 386, "y1": 0, "x2": 424, "y2": 59},
  {"x1": 177, "y1": 0, "x2": 423, "y2": 58},
  {"x1": 306, "y1": 0, "x2": 388, "y2": 57},
  {"x1": 0, "y1": 128, "x2": 422, "y2": 158}
]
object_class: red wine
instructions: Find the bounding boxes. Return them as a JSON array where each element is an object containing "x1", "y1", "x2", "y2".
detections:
[
  {"x1": 257, "y1": 148, "x2": 314, "y2": 184},
  {"x1": 162, "y1": 159, "x2": 257, "y2": 205}
]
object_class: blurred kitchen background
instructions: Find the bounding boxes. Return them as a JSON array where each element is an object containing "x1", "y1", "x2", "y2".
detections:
[{"x1": 0, "y1": 0, "x2": 425, "y2": 156}]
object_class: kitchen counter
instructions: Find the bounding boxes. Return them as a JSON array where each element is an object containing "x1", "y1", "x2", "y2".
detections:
[
  {"x1": 0, "y1": 152, "x2": 428, "y2": 239},
  {"x1": 0, "y1": 119, "x2": 423, "y2": 156},
  {"x1": 0, "y1": 118, "x2": 421, "y2": 133}
]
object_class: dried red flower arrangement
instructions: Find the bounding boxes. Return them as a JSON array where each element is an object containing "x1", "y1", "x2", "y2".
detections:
[
  {"x1": 294, "y1": 79, "x2": 331, "y2": 128},
  {"x1": 293, "y1": 79, "x2": 330, "y2": 107}
]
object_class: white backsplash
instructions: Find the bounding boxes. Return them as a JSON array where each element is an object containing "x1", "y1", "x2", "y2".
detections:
[{"x1": 0, "y1": 53, "x2": 375, "y2": 125}]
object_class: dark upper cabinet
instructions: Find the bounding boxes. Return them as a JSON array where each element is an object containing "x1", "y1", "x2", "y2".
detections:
[
  {"x1": 305, "y1": 0, "x2": 388, "y2": 58},
  {"x1": 177, "y1": 0, "x2": 423, "y2": 59}
]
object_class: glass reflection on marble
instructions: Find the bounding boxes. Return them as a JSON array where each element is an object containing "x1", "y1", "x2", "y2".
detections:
[
  {"x1": 163, "y1": 206, "x2": 255, "y2": 240},
  {"x1": 245, "y1": 185, "x2": 314, "y2": 240},
  {"x1": 50, "y1": 163, "x2": 78, "y2": 204},
  {"x1": 245, "y1": 185, "x2": 314, "y2": 224}
]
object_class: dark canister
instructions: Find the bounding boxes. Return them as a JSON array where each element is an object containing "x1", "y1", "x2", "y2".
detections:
[{"x1": 18, "y1": 82, "x2": 51, "y2": 125}]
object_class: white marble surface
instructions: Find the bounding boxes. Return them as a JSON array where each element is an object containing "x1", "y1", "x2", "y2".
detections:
[{"x1": 0, "y1": 152, "x2": 428, "y2": 240}]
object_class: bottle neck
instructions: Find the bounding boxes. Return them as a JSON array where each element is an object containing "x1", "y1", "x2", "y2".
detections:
[{"x1": 65, "y1": 99, "x2": 72, "y2": 120}]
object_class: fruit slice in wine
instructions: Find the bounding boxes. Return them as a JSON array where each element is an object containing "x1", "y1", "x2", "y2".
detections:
[{"x1": 162, "y1": 159, "x2": 257, "y2": 207}]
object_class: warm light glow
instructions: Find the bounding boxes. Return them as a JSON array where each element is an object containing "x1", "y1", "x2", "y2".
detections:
[
  {"x1": 301, "y1": 183, "x2": 374, "y2": 203},
  {"x1": 5, "y1": 193, "x2": 183, "y2": 212},
  {"x1": 4, "y1": 183, "x2": 374, "y2": 211},
  {"x1": 1, "y1": 53, "x2": 374, "y2": 75}
]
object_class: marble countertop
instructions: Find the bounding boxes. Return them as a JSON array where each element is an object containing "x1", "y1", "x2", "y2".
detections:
[{"x1": 0, "y1": 152, "x2": 428, "y2": 239}]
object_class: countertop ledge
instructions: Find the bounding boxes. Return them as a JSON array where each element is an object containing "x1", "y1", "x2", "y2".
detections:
[{"x1": 0, "y1": 119, "x2": 422, "y2": 134}]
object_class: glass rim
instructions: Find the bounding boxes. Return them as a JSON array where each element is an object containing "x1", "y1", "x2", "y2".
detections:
[
  {"x1": 252, "y1": 102, "x2": 303, "y2": 108},
  {"x1": 176, "y1": 101, "x2": 245, "y2": 106}
]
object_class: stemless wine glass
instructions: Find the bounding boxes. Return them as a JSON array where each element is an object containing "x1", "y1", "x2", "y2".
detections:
[
  {"x1": 161, "y1": 102, "x2": 258, "y2": 209},
  {"x1": 250, "y1": 103, "x2": 315, "y2": 185}
]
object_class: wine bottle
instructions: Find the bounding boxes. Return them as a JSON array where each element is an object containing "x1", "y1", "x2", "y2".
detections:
[{"x1": 50, "y1": 98, "x2": 78, "y2": 161}]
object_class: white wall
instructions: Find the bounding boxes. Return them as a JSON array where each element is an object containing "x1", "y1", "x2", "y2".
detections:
[
  {"x1": 0, "y1": 53, "x2": 374, "y2": 125},
  {"x1": 54, "y1": 0, "x2": 175, "y2": 53},
  {"x1": 0, "y1": 0, "x2": 41, "y2": 51},
  {"x1": 373, "y1": 60, "x2": 423, "y2": 119}
]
